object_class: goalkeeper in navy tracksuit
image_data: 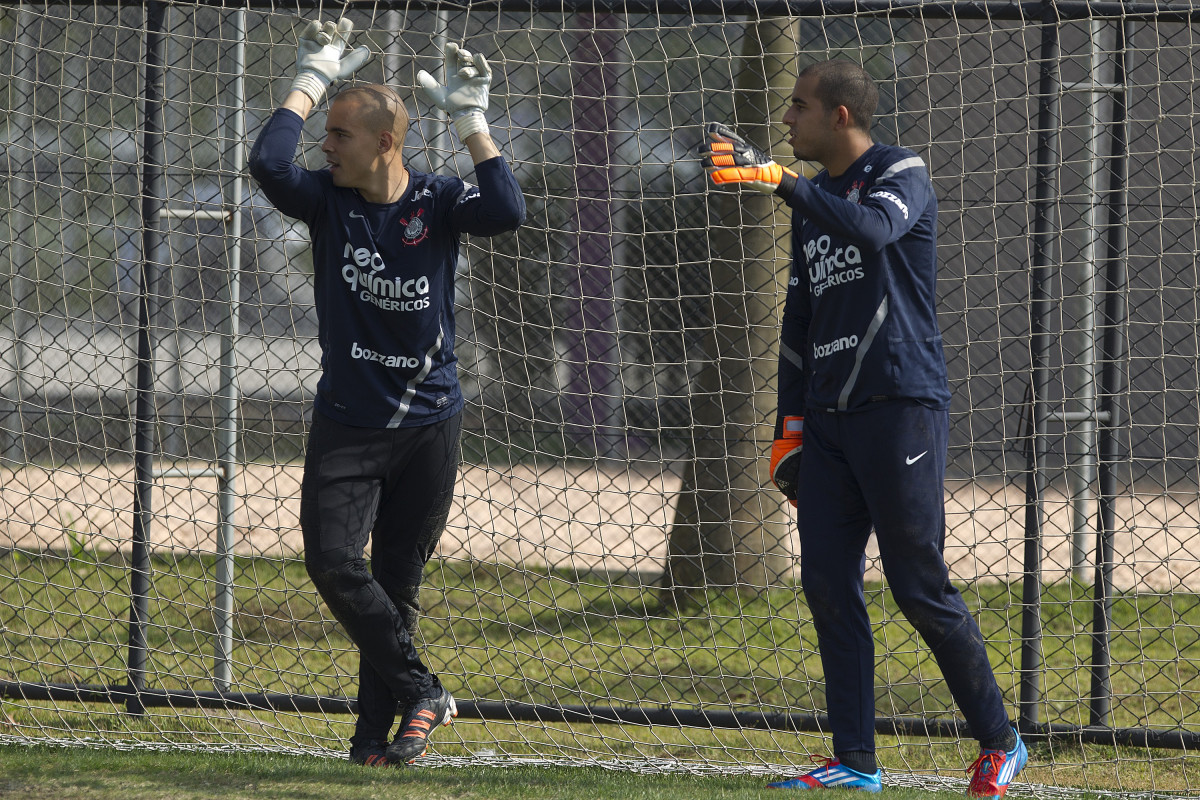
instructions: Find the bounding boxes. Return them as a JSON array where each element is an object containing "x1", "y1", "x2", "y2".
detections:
[
  {"x1": 248, "y1": 19, "x2": 524, "y2": 767},
  {"x1": 700, "y1": 60, "x2": 1026, "y2": 798}
]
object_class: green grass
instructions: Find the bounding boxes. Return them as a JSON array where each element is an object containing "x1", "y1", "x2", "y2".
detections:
[
  {"x1": 1, "y1": 549, "x2": 1197, "y2": 795},
  {"x1": 0, "y1": 743, "x2": 1159, "y2": 800}
]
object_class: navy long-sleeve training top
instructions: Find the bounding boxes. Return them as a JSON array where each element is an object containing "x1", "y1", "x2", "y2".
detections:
[
  {"x1": 776, "y1": 141, "x2": 950, "y2": 432},
  {"x1": 249, "y1": 108, "x2": 525, "y2": 429}
]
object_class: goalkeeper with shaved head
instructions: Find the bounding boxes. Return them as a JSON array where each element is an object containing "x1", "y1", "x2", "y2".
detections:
[
  {"x1": 249, "y1": 18, "x2": 524, "y2": 767},
  {"x1": 700, "y1": 60, "x2": 1025, "y2": 798}
]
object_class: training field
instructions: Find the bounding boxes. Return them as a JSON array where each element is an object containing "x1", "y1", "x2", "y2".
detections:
[
  {"x1": 2, "y1": 462, "x2": 1198, "y2": 797},
  {"x1": 6, "y1": 744, "x2": 1143, "y2": 800}
]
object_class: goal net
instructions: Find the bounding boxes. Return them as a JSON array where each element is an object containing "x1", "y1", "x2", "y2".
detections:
[{"x1": 1, "y1": 1, "x2": 1197, "y2": 795}]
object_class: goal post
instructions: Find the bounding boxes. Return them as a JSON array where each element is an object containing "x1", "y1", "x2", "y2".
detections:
[{"x1": 1, "y1": 1, "x2": 1199, "y2": 794}]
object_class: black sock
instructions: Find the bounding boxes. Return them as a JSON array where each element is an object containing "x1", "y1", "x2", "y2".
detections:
[
  {"x1": 980, "y1": 727, "x2": 1018, "y2": 753},
  {"x1": 837, "y1": 750, "x2": 877, "y2": 775}
]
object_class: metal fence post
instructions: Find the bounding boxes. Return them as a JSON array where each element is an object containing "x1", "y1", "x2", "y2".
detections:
[
  {"x1": 1020, "y1": 3, "x2": 1062, "y2": 734},
  {"x1": 1091, "y1": 14, "x2": 1132, "y2": 729},
  {"x1": 128, "y1": 0, "x2": 168, "y2": 717}
]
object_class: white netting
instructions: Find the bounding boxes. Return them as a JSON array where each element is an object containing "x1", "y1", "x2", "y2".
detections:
[{"x1": 1, "y1": 2, "x2": 1198, "y2": 796}]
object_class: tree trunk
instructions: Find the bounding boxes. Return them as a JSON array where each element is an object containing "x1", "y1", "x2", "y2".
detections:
[{"x1": 662, "y1": 17, "x2": 798, "y2": 607}]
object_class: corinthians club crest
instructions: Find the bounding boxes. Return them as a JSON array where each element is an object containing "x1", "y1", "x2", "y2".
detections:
[
  {"x1": 400, "y1": 208, "x2": 428, "y2": 245},
  {"x1": 846, "y1": 180, "x2": 865, "y2": 205}
]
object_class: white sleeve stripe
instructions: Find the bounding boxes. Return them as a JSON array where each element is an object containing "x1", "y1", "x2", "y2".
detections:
[
  {"x1": 781, "y1": 341, "x2": 804, "y2": 371},
  {"x1": 879, "y1": 156, "x2": 927, "y2": 180}
]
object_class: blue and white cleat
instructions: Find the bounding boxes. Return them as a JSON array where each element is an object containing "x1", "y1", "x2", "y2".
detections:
[
  {"x1": 767, "y1": 758, "x2": 882, "y2": 792},
  {"x1": 966, "y1": 730, "x2": 1028, "y2": 799}
]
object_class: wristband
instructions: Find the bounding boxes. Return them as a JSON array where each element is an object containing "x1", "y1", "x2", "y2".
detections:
[
  {"x1": 289, "y1": 72, "x2": 331, "y2": 105},
  {"x1": 774, "y1": 170, "x2": 798, "y2": 199},
  {"x1": 452, "y1": 110, "x2": 488, "y2": 141}
]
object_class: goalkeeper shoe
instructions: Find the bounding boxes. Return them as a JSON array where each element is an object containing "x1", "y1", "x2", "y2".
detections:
[
  {"x1": 349, "y1": 739, "x2": 392, "y2": 767},
  {"x1": 767, "y1": 758, "x2": 882, "y2": 792},
  {"x1": 966, "y1": 732, "x2": 1027, "y2": 799},
  {"x1": 385, "y1": 686, "x2": 458, "y2": 764}
]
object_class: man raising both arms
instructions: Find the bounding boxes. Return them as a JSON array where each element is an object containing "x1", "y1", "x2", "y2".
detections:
[
  {"x1": 249, "y1": 19, "x2": 525, "y2": 767},
  {"x1": 699, "y1": 60, "x2": 1026, "y2": 798}
]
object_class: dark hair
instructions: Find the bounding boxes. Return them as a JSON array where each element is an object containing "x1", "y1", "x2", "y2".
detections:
[
  {"x1": 798, "y1": 60, "x2": 879, "y2": 132},
  {"x1": 333, "y1": 84, "x2": 410, "y2": 146}
]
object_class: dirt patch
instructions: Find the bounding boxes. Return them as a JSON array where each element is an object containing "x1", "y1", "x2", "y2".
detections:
[{"x1": 1, "y1": 464, "x2": 1197, "y2": 590}]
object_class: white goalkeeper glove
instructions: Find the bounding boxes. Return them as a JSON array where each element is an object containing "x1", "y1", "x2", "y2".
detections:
[
  {"x1": 698, "y1": 122, "x2": 798, "y2": 197},
  {"x1": 289, "y1": 18, "x2": 372, "y2": 105},
  {"x1": 417, "y1": 42, "x2": 492, "y2": 142}
]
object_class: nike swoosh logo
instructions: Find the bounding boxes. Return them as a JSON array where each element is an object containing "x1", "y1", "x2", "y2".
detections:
[
  {"x1": 349, "y1": 211, "x2": 364, "y2": 219},
  {"x1": 906, "y1": 451, "x2": 928, "y2": 465}
]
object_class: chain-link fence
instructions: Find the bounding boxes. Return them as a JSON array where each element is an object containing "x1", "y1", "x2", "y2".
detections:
[{"x1": 1, "y1": 1, "x2": 1198, "y2": 794}]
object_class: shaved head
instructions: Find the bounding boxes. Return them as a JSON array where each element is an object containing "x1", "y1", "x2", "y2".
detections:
[
  {"x1": 332, "y1": 84, "x2": 410, "y2": 149},
  {"x1": 797, "y1": 60, "x2": 878, "y2": 132}
]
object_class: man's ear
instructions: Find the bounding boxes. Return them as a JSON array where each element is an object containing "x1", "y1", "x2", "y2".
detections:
[
  {"x1": 833, "y1": 105, "x2": 853, "y2": 130},
  {"x1": 378, "y1": 130, "x2": 395, "y2": 154}
]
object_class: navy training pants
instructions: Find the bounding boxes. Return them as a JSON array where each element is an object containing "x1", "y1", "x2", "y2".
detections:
[
  {"x1": 796, "y1": 401, "x2": 1012, "y2": 756},
  {"x1": 299, "y1": 410, "x2": 461, "y2": 746}
]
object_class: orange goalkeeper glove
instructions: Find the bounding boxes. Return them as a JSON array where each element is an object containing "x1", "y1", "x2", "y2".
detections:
[
  {"x1": 769, "y1": 415, "x2": 804, "y2": 508},
  {"x1": 698, "y1": 122, "x2": 798, "y2": 197}
]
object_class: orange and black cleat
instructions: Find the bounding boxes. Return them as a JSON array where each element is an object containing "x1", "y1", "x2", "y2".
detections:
[
  {"x1": 385, "y1": 686, "x2": 459, "y2": 764},
  {"x1": 349, "y1": 739, "x2": 393, "y2": 767}
]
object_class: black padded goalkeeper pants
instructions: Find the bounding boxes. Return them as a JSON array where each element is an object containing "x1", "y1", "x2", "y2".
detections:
[{"x1": 299, "y1": 409, "x2": 461, "y2": 746}]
